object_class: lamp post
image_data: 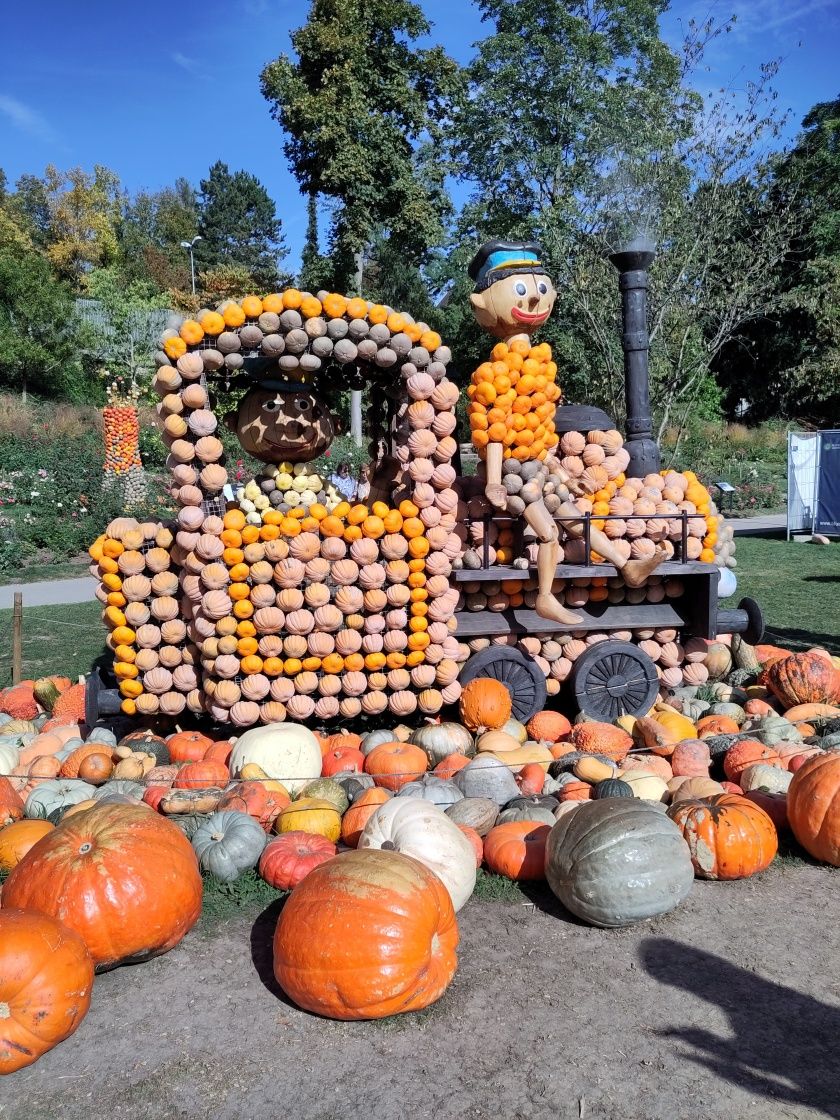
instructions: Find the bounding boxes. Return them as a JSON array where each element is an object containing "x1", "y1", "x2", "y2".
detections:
[
  {"x1": 179, "y1": 236, "x2": 202, "y2": 296},
  {"x1": 608, "y1": 233, "x2": 660, "y2": 478}
]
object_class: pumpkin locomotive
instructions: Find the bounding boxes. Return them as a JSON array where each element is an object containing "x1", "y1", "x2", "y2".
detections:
[{"x1": 86, "y1": 246, "x2": 762, "y2": 731}]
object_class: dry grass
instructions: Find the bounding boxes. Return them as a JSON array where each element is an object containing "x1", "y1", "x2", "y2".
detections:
[{"x1": 0, "y1": 393, "x2": 102, "y2": 440}]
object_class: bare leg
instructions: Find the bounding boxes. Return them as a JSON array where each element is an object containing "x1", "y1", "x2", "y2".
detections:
[
  {"x1": 555, "y1": 499, "x2": 667, "y2": 586},
  {"x1": 524, "y1": 500, "x2": 582, "y2": 625}
]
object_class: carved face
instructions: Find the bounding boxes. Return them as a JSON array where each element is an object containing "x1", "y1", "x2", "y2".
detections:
[
  {"x1": 227, "y1": 386, "x2": 335, "y2": 464},
  {"x1": 470, "y1": 271, "x2": 557, "y2": 340}
]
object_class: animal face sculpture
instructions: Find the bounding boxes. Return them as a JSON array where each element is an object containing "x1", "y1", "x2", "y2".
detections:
[
  {"x1": 226, "y1": 385, "x2": 336, "y2": 464},
  {"x1": 468, "y1": 240, "x2": 557, "y2": 340}
]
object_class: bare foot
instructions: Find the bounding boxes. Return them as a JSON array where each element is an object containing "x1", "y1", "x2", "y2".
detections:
[
  {"x1": 535, "y1": 593, "x2": 583, "y2": 626},
  {"x1": 485, "y1": 484, "x2": 507, "y2": 511},
  {"x1": 622, "y1": 544, "x2": 668, "y2": 588}
]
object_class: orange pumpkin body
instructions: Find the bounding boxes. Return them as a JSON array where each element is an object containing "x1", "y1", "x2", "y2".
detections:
[
  {"x1": 321, "y1": 745, "x2": 365, "y2": 777},
  {"x1": 457, "y1": 825, "x2": 484, "y2": 866},
  {"x1": 459, "y1": 678, "x2": 512, "y2": 731},
  {"x1": 2, "y1": 803, "x2": 202, "y2": 969},
  {"x1": 516, "y1": 762, "x2": 545, "y2": 796},
  {"x1": 570, "y1": 722, "x2": 632, "y2": 762},
  {"x1": 0, "y1": 909, "x2": 94, "y2": 1074},
  {"x1": 787, "y1": 753, "x2": 840, "y2": 865},
  {"x1": 339, "y1": 787, "x2": 391, "y2": 847},
  {"x1": 766, "y1": 651, "x2": 840, "y2": 708},
  {"x1": 60, "y1": 743, "x2": 111, "y2": 780},
  {"x1": 723, "y1": 740, "x2": 781, "y2": 781},
  {"x1": 667, "y1": 794, "x2": 777, "y2": 880},
  {"x1": 217, "y1": 780, "x2": 291, "y2": 832},
  {"x1": 173, "y1": 759, "x2": 229, "y2": 789},
  {"x1": 483, "y1": 821, "x2": 550, "y2": 880},
  {"x1": 167, "y1": 730, "x2": 214, "y2": 763},
  {"x1": 273, "y1": 849, "x2": 458, "y2": 1019},
  {"x1": 364, "y1": 742, "x2": 428, "y2": 791},
  {"x1": 0, "y1": 776, "x2": 24, "y2": 827},
  {"x1": 526, "y1": 710, "x2": 571, "y2": 743},
  {"x1": 0, "y1": 819, "x2": 54, "y2": 870},
  {"x1": 433, "y1": 753, "x2": 471, "y2": 781},
  {"x1": 259, "y1": 831, "x2": 336, "y2": 890},
  {"x1": 696, "y1": 715, "x2": 740, "y2": 738},
  {"x1": 203, "y1": 739, "x2": 234, "y2": 767}
]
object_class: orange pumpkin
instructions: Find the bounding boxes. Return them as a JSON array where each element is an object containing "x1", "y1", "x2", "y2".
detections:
[
  {"x1": 526, "y1": 710, "x2": 571, "y2": 743},
  {"x1": 0, "y1": 909, "x2": 94, "y2": 1074},
  {"x1": 667, "y1": 794, "x2": 778, "y2": 880},
  {"x1": 433, "y1": 753, "x2": 472, "y2": 781},
  {"x1": 340, "y1": 788, "x2": 391, "y2": 848},
  {"x1": 259, "y1": 832, "x2": 336, "y2": 890},
  {"x1": 167, "y1": 730, "x2": 214, "y2": 763},
  {"x1": 483, "y1": 821, "x2": 550, "y2": 880},
  {"x1": 217, "y1": 780, "x2": 290, "y2": 832},
  {"x1": 570, "y1": 722, "x2": 633, "y2": 762},
  {"x1": 173, "y1": 759, "x2": 229, "y2": 789},
  {"x1": 273, "y1": 848, "x2": 458, "y2": 1019},
  {"x1": 458, "y1": 825, "x2": 484, "y2": 866},
  {"x1": 787, "y1": 753, "x2": 840, "y2": 865},
  {"x1": 766, "y1": 651, "x2": 840, "y2": 709},
  {"x1": 0, "y1": 776, "x2": 24, "y2": 827},
  {"x1": 459, "y1": 678, "x2": 512, "y2": 731},
  {"x1": 0, "y1": 819, "x2": 54, "y2": 871},
  {"x1": 723, "y1": 740, "x2": 781, "y2": 782},
  {"x1": 2, "y1": 803, "x2": 202, "y2": 970},
  {"x1": 59, "y1": 742, "x2": 111, "y2": 779},
  {"x1": 364, "y1": 742, "x2": 428, "y2": 791}
]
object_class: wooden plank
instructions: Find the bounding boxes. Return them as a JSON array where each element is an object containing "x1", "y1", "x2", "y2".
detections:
[
  {"x1": 454, "y1": 602, "x2": 686, "y2": 637},
  {"x1": 452, "y1": 561, "x2": 716, "y2": 583}
]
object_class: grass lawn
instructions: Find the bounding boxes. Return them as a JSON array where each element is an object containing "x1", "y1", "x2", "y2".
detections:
[
  {"x1": 0, "y1": 557, "x2": 90, "y2": 587},
  {"x1": 724, "y1": 535, "x2": 840, "y2": 655},
  {"x1": 0, "y1": 535, "x2": 835, "y2": 688}
]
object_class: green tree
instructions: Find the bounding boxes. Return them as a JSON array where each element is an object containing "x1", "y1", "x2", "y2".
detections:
[
  {"x1": 0, "y1": 208, "x2": 95, "y2": 400},
  {"x1": 8, "y1": 173, "x2": 52, "y2": 248},
  {"x1": 118, "y1": 178, "x2": 198, "y2": 291},
  {"x1": 83, "y1": 265, "x2": 169, "y2": 384},
  {"x1": 196, "y1": 161, "x2": 288, "y2": 290},
  {"x1": 298, "y1": 192, "x2": 331, "y2": 292},
  {"x1": 714, "y1": 97, "x2": 840, "y2": 422},
  {"x1": 42, "y1": 165, "x2": 122, "y2": 286},
  {"x1": 261, "y1": 0, "x2": 463, "y2": 290}
]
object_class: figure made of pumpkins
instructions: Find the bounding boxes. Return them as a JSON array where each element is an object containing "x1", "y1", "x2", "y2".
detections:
[{"x1": 467, "y1": 240, "x2": 667, "y2": 625}]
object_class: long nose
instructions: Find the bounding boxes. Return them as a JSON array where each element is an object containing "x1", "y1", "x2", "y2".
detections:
[{"x1": 528, "y1": 292, "x2": 540, "y2": 308}]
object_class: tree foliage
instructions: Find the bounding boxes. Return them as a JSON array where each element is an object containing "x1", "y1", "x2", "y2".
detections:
[
  {"x1": 118, "y1": 179, "x2": 198, "y2": 291},
  {"x1": 42, "y1": 164, "x2": 122, "y2": 285},
  {"x1": 195, "y1": 161, "x2": 288, "y2": 289},
  {"x1": 261, "y1": 0, "x2": 463, "y2": 289}
]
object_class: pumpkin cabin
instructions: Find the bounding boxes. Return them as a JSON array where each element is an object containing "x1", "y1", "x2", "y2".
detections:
[{"x1": 86, "y1": 272, "x2": 763, "y2": 730}]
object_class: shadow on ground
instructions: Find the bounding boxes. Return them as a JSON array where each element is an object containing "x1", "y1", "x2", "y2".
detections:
[{"x1": 641, "y1": 938, "x2": 840, "y2": 1119}]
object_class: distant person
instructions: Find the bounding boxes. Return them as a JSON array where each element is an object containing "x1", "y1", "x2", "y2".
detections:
[
  {"x1": 356, "y1": 463, "x2": 372, "y2": 504},
  {"x1": 329, "y1": 460, "x2": 356, "y2": 501}
]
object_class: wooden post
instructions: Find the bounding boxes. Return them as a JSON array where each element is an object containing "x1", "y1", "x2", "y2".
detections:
[{"x1": 12, "y1": 592, "x2": 23, "y2": 685}]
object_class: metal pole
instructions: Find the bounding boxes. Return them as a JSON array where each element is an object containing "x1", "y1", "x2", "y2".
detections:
[
  {"x1": 12, "y1": 592, "x2": 22, "y2": 685},
  {"x1": 190, "y1": 247, "x2": 196, "y2": 296},
  {"x1": 350, "y1": 251, "x2": 365, "y2": 447}
]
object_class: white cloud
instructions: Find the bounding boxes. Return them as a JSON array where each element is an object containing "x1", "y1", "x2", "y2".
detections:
[
  {"x1": 171, "y1": 52, "x2": 203, "y2": 76},
  {"x1": 0, "y1": 94, "x2": 57, "y2": 144}
]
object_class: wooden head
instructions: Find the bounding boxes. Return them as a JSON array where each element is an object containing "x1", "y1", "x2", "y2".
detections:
[{"x1": 468, "y1": 239, "x2": 557, "y2": 342}]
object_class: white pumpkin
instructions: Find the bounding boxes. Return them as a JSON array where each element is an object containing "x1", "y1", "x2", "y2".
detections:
[
  {"x1": 359, "y1": 798, "x2": 476, "y2": 911},
  {"x1": 229, "y1": 724, "x2": 321, "y2": 794},
  {"x1": 617, "y1": 769, "x2": 669, "y2": 803},
  {"x1": 739, "y1": 763, "x2": 793, "y2": 795},
  {"x1": 0, "y1": 738, "x2": 21, "y2": 775}
]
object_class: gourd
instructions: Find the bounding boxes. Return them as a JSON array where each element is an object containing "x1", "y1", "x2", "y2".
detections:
[
  {"x1": 483, "y1": 821, "x2": 551, "y2": 880},
  {"x1": 259, "y1": 832, "x2": 337, "y2": 890},
  {"x1": 0, "y1": 909, "x2": 94, "y2": 1074},
  {"x1": 273, "y1": 849, "x2": 458, "y2": 1019},
  {"x1": 359, "y1": 797, "x2": 476, "y2": 911},
  {"x1": 364, "y1": 741, "x2": 428, "y2": 791},
  {"x1": 787, "y1": 753, "x2": 840, "y2": 865},
  {"x1": 445, "y1": 796, "x2": 499, "y2": 836},
  {"x1": 667, "y1": 794, "x2": 778, "y2": 880},
  {"x1": 408, "y1": 722, "x2": 475, "y2": 765},
  {"x1": 570, "y1": 723, "x2": 632, "y2": 761},
  {"x1": 497, "y1": 801, "x2": 557, "y2": 826},
  {"x1": 739, "y1": 763, "x2": 792, "y2": 795},
  {"x1": 191, "y1": 810, "x2": 267, "y2": 882},
  {"x1": 766, "y1": 651, "x2": 840, "y2": 709},
  {"x1": 2, "y1": 803, "x2": 202, "y2": 970},
  {"x1": 616, "y1": 769, "x2": 668, "y2": 803},
  {"x1": 340, "y1": 788, "x2": 391, "y2": 847},
  {"x1": 229, "y1": 724, "x2": 321, "y2": 793},
  {"x1": 595, "y1": 778, "x2": 634, "y2": 799},
  {"x1": 544, "y1": 800, "x2": 694, "y2": 927},
  {"x1": 527, "y1": 710, "x2": 571, "y2": 743},
  {"x1": 298, "y1": 778, "x2": 349, "y2": 815}
]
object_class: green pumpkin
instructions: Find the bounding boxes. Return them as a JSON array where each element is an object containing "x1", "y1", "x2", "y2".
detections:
[
  {"x1": 118, "y1": 730, "x2": 170, "y2": 765},
  {"x1": 298, "y1": 777, "x2": 349, "y2": 815},
  {"x1": 191, "y1": 810, "x2": 267, "y2": 882},
  {"x1": 172, "y1": 813, "x2": 212, "y2": 840},
  {"x1": 25, "y1": 779, "x2": 97, "y2": 820},
  {"x1": 595, "y1": 778, "x2": 634, "y2": 799}
]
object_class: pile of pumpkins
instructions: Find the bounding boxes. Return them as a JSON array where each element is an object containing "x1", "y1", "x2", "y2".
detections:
[{"x1": 1, "y1": 642, "x2": 839, "y2": 1066}]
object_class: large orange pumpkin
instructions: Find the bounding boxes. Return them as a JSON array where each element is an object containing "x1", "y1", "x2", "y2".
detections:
[
  {"x1": 765, "y1": 651, "x2": 840, "y2": 709},
  {"x1": 273, "y1": 848, "x2": 458, "y2": 1019},
  {"x1": 0, "y1": 909, "x2": 94, "y2": 1074},
  {"x1": 364, "y1": 741, "x2": 428, "y2": 791},
  {"x1": 167, "y1": 730, "x2": 214, "y2": 763},
  {"x1": 0, "y1": 819, "x2": 54, "y2": 870},
  {"x1": 787, "y1": 753, "x2": 840, "y2": 866},
  {"x1": 723, "y1": 740, "x2": 781, "y2": 781},
  {"x1": 2, "y1": 803, "x2": 202, "y2": 970},
  {"x1": 0, "y1": 775, "x2": 24, "y2": 827},
  {"x1": 459, "y1": 678, "x2": 512, "y2": 731},
  {"x1": 483, "y1": 821, "x2": 550, "y2": 881},
  {"x1": 667, "y1": 794, "x2": 777, "y2": 880}
]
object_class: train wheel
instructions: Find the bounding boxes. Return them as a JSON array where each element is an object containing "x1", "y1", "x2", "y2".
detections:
[
  {"x1": 459, "y1": 647, "x2": 547, "y2": 723},
  {"x1": 569, "y1": 640, "x2": 659, "y2": 721},
  {"x1": 84, "y1": 658, "x2": 123, "y2": 729}
]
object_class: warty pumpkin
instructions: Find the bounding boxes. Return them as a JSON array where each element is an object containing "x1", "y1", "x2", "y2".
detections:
[
  {"x1": 459, "y1": 677, "x2": 512, "y2": 731},
  {"x1": 667, "y1": 794, "x2": 778, "y2": 880},
  {"x1": 787, "y1": 752, "x2": 840, "y2": 865}
]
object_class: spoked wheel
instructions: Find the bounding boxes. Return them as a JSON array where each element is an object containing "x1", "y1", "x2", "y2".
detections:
[
  {"x1": 569, "y1": 640, "x2": 659, "y2": 721},
  {"x1": 84, "y1": 659, "x2": 122, "y2": 729},
  {"x1": 459, "y1": 647, "x2": 547, "y2": 723}
]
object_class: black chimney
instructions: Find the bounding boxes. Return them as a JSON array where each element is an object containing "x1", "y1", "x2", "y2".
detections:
[{"x1": 609, "y1": 235, "x2": 660, "y2": 478}]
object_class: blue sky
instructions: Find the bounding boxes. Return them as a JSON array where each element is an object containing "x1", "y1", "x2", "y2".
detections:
[{"x1": 1, "y1": 0, "x2": 838, "y2": 268}]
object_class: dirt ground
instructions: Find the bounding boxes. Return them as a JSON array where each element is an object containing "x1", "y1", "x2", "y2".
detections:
[{"x1": 4, "y1": 859, "x2": 839, "y2": 1120}]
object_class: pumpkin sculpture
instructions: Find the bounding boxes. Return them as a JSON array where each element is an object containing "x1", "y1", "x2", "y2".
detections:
[
  {"x1": 273, "y1": 848, "x2": 459, "y2": 1020},
  {"x1": 2, "y1": 803, "x2": 202, "y2": 970},
  {"x1": 667, "y1": 794, "x2": 778, "y2": 880},
  {"x1": 544, "y1": 800, "x2": 694, "y2": 927},
  {"x1": 0, "y1": 909, "x2": 94, "y2": 1074},
  {"x1": 787, "y1": 753, "x2": 840, "y2": 866}
]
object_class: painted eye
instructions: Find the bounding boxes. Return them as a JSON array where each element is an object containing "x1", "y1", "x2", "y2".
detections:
[
  {"x1": 538, "y1": 281, "x2": 548, "y2": 295},
  {"x1": 262, "y1": 399, "x2": 281, "y2": 413},
  {"x1": 295, "y1": 398, "x2": 311, "y2": 411},
  {"x1": 513, "y1": 281, "x2": 528, "y2": 297}
]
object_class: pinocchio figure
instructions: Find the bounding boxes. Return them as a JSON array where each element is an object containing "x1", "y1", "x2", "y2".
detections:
[{"x1": 468, "y1": 239, "x2": 665, "y2": 625}]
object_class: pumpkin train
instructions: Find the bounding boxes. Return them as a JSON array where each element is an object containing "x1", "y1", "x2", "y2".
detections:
[{"x1": 85, "y1": 251, "x2": 763, "y2": 731}]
